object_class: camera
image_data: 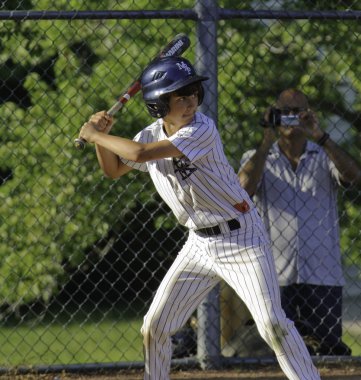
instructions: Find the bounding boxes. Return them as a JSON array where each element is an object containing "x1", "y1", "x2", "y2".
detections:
[{"x1": 267, "y1": 108, "x2": 300, "y2": 127}]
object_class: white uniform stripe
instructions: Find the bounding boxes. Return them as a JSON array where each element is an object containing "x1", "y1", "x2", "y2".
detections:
[{"x1": 175, "y1": 123, "x2": 214, "y2": 160}]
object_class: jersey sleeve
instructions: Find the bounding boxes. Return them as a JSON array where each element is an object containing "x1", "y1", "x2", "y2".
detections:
[
  {"x1": 167, "y1": 115, "x2": 217, "y2": 162},
  {"x1": 119, "y1": 130, "x2": 148, "y2": 172}
]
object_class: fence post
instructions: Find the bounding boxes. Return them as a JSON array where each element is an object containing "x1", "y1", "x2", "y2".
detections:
[{"x1": 194, "y1": 0, "x2": 221, "y2": 370}]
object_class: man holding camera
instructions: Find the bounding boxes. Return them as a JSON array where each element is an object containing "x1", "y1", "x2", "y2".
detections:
[{"x1": 238, "y1": 88, "x2": 361, "y2": 356}]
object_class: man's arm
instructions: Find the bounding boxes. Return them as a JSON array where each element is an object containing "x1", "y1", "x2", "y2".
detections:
[
  {"x1": 320, "y1": 136, "x2": 361, "y2": 186},
  {"x1": 238, "y1": 128, "x2": 275, "y2": 196},
  {"x1": 301, "y1": 110, "x2": 361, "y2": 186}
]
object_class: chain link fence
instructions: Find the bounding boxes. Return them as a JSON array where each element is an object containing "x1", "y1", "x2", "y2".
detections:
[{"x1": 1, "y1": 0, "x2": 361, "y2": 374}]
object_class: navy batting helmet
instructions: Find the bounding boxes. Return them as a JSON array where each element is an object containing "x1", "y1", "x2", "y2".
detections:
[{"x1": 140, "y1": 56, "x2": 208, "y2": 118}]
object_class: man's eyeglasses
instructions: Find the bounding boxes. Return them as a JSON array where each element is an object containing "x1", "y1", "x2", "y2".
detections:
[{"x1": 279, "y1": 107, "x2": 306, "y2": 115}]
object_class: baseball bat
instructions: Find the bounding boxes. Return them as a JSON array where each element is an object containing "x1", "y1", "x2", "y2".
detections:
[{"x1": 74, "y1": 33, "x2": 191, "y2": 150}]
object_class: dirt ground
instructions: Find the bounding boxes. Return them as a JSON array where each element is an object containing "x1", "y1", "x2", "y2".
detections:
[{"x1": 2, "y1": 363, "x2": 361, "y2": 380}]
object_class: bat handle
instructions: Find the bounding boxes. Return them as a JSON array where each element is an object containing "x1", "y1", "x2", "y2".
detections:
[
  {"x1": 74, "y1": 81, "x2": 142, "y2": 150},
  {"x1": 73, "y1": 105, "x2": 120, "y2": 150},
  {"x1": 74, "y1": 137, "x2": 87, "y2": 150}
]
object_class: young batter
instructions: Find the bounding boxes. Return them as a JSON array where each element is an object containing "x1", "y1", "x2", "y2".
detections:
[{"x1": 78, "y1": 56, "x2": 321, "y2": 380}]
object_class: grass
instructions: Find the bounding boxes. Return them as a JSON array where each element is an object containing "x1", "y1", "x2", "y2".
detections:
[
  {"x1": 0, "y1": 316, "x2": 144, "y2": 367},
  {"x1": 0, "y1": 310, "x2": 359, "y2": 368},
  {"x1": 343, "y1": 331, "x2": 361, "y2": 356}
]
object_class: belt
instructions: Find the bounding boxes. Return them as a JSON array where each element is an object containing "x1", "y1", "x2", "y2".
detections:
[{"x1": 196, "y1": 219, "x2": 241, "y2": 237}]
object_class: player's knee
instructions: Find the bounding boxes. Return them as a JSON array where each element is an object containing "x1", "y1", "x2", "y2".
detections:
[
  {"x1": 141, "y1": 315, "x2": 153, "y2": 338},
  {"x1": 267, "y1": 320, "x2": 290, "y2": 341},
  {"x1": 141, "y1": 314, "x2": 163, "y2": 340},
  {"x1": 258, "y1": 314, "x2": 293, "y2": 346}
]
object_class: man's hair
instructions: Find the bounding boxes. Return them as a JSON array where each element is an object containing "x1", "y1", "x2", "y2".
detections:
[{"x1": 276, "y1": 88, "x2": 309, "y2": 107}]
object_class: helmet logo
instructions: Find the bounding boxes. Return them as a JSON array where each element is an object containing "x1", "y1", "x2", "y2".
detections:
[
  {"x1": 176, "y1": 61, "x2": 192, "y2": 75},
  {"x1": 153, "y1": 71, "x2": 166, "y2": 80}
]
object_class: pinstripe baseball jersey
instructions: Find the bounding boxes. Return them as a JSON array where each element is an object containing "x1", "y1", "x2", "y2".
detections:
[{"x1": 121, "y1": 112, "x2": 254, "y2": 229}]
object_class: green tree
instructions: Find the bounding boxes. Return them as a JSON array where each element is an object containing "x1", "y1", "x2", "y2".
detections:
[
  {"x1": 0, "y1": 0, "x2": 360, "y2": 313},
  {"x1": 0, "y1": 2, "x2": 193, "y2": 312},
  {"x1": 218, "y1": 0, "x2": 361, "y2": 264}
]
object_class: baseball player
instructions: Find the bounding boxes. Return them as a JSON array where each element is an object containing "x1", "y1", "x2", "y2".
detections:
[{"x1": 78, "y1": 56, "x2": 321, "y2": 380}]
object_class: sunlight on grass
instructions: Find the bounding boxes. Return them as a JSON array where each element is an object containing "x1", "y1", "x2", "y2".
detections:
[
  {"x1": 1, "y1": 317, "x2": 360, "y2": 368},
  {"x1": 0, "y1": 318, "x2": 144, "y2": 366},
  {"x1": 344, "y1": 331, "x2": 361, "y2": 356}
]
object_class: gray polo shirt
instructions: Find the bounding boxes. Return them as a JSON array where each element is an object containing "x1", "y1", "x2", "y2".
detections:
[{"x1": 240, "y1": 141, "x2": 345, "y2": 286}]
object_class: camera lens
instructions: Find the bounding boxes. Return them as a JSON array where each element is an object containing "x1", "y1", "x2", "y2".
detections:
[{"x1": 280, "y1": 115, "x2": 300, "y2": 126}]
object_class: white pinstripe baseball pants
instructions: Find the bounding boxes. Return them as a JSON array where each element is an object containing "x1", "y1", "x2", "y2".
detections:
[{"x1": 141, "y1": 209, "x2": 320, "y2": 380}]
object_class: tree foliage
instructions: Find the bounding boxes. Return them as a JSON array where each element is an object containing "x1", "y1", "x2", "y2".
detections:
[{"x1": 0, "y1": 0, "x2": 360, "y2": 311}]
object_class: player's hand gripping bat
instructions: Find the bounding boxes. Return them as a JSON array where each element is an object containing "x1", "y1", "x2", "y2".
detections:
[{"x1": 74, "y1": 33, "x2": 190, "y2": 150}]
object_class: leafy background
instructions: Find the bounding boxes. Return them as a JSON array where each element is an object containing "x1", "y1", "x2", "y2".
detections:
[{"x1": 0, "y1": 0, "x2": 360, "y2": 365}]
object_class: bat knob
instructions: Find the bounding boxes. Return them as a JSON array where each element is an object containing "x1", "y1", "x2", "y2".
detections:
[{"x1": 74, "y1": 138, "x2": 86, "y2": 150}]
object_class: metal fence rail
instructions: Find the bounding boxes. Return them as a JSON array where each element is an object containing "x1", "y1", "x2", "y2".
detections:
[
  {"x1": 0, "y1": 0, "x2": 360, "y2": 375},
  {"x1": 2, "y1": 9, "x2": 361, "y2": 20}
]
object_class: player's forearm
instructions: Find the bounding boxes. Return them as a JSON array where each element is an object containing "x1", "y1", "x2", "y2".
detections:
[
  {"x1": 239, "y1": 144, "x2": 270, "y2": 196},
  {"x1": 93, "y1": 133, "x2": 145, "y2": 162},
  {"x1": 93, "y1": 132, "x2": 182, "y2": 163},
  {"x1": 322, "y1": 136, "x2": 361, "y2": 185},
  {"x1": 95, "y1": 144, "x2": 119, "y2": 177}
]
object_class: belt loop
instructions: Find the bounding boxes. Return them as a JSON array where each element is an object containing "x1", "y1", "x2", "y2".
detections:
[
  {"x1": 196, "y1": 218, "x2": 241, "y2": 237},
  {"x1": 234, "y1": 200, "x2": 250, "y2": 213}
]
